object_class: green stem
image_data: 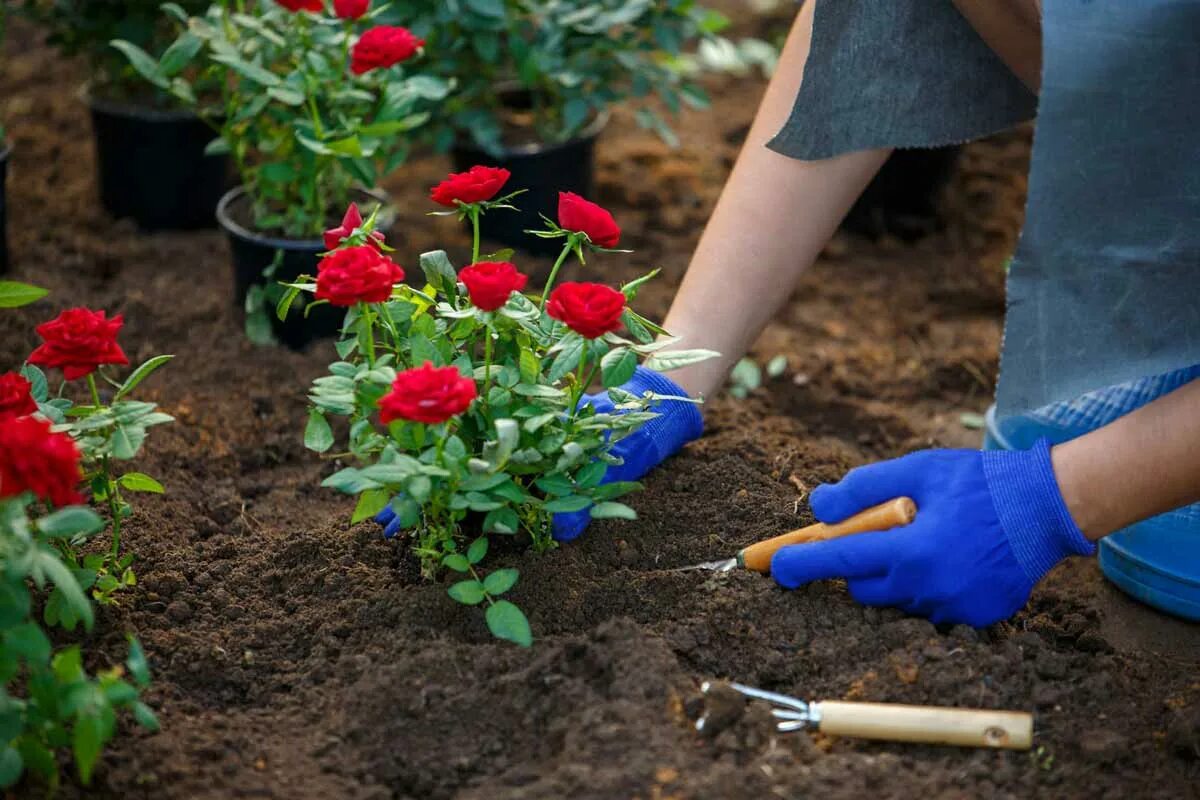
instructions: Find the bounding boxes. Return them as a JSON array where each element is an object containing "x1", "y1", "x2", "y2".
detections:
[
  {"x1": 469, "y1": 205, "x2": 481, "y2": 264},
  {"x1": 88, "y1": 375, "x2": 122, "y2": 560},
  {"x1": 468, "y1": 564, "x2": 497, "y2": 606},
  {"x1": 539, "y1": 239, "x2": 574, "y2": 310},
  {"x1": 359, "y1": 304, "x2": 377, "y2": 367},
  {"x1": 481, "y1": 326, "x2": 493, "y2": 412},
  {"x1": 87, "y1": 374, "x2": 102, "y2": 408}
]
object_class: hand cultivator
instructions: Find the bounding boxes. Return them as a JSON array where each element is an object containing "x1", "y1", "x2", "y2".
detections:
[
  {"x1": 699, "y1": 681, "x2": 1034, "y2": 750},
  {"x1": 676, "y1": 496, "x2": 917, "y2": 573}
]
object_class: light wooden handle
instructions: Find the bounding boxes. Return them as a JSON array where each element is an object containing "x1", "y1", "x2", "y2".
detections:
[
  {"x1": 815, "y1": 701, "x2": 1033, "y2": 750},
  {"x1": 738, "y1": 496, "x2": 916, "y2": 573}
]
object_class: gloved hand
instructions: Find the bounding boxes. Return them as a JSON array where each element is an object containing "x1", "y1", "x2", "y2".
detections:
[
  {"x1": 771, "y1": 439, "x2": 1095, "y2": 627},
  {"x1": 552, "y1": 366, "x2": 703, "y2": 541},
  {"x1": 375, "y1": 367, "x2": 703, "y2": 541}
]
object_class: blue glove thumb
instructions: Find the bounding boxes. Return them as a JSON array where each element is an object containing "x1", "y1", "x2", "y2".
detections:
[{"x1": 552, "y1": 366, "x2": 703, "y2": 542}]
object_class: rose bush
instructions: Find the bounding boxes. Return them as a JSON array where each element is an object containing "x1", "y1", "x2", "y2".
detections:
[{"x1": 286, "y1": 170, "x2": 715, "y2": 645}]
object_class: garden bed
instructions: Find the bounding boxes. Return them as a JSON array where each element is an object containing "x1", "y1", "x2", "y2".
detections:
[{"x1": 3, "y1": 16, "x2": 1198, "y2": 800}]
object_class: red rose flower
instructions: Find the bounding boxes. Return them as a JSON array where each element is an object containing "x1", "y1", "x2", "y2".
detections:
[
  {"x1": 315, "y1": 245, "x2": 405, "y2": 307},
  {"x1": 351, "y1": 26, "x2": 424, "y2": 75},
  {"x1": 379, "y1": 362, "x2": 477, "y2": 425},
  {"x1": 546, "y1": 282, "x2": 626, "y2": 339},
  {"x1": 0, "y1": 372, "x2": 37, "y2": 420},
  {"x1": 429, "y1": 165, "x2": 511, "y2": 207},
  {"x1": 459, "y1": 261, "x2": 528, "y2": 312},
  {"x1": 28, "y1": 308, "x2": 129, "y2": 381},
  {"x1": 276, "y1": 0, "x2": 323, "y2": 11},
  {"x1": 0, "y1": 415, "x2": 83, "y2": 507},
  {"x1": 333, "y1": 0, "x2": 369, "y2": 18},
  {"x1": 557, "y1": 192, "x2": 621, "y2": 248},
  {"x1": 324, "y1": 203, "x2": 385, "y2": 252}
]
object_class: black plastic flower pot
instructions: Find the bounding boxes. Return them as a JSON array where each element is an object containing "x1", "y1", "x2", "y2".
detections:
[
  {"x1": 0, "y1": 142, "x2": 9, "y2": 275},
  {"x1": 87, "y1": 93, "x2": 231, "y2": 231},
  {"x1": 451, "y1": 116, "x2": 606, "y2": 258},
  {"x1": 842, "y1": 146, "x2": 962, "y2": 241},
  {"x1": 217, "y1": 186, "x2": 392, "y2": 351}
]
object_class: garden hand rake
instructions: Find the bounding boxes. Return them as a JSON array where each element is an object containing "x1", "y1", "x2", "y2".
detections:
[
  {"x1": 698, "y1": 681, "x2": 1033, "y2": 750},
  {"x1": 677, "y1": 496, "x2": 917, "y2": 573}
]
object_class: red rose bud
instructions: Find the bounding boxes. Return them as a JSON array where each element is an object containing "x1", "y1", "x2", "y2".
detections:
[
  {"x1": 557, "y1": 192, "x2": 620, "y2": 248},
  {"x1": 379, "y1": 362, "x2": 477, "y2": 425},
  {"x1": 28, "y1": 308, "x2": 129, "y2": 381},
  {"x1": 0, "y1": 415, "x2": 83, "y2": 507},
  {"x1": 324, "y1": 203, "x2": 385, "y2": 251},
  {"x1": 0, "y1": 372, "x2": 37, "y2": 420},
  {"x1": 351, "y1": 26, "x2": 424, "y2": 75},
  {"x1": 315, "y1": 245, "x2": 405, "y2": 307},
  {"x1": 546, "y1": 282, "x2": 626, "y2": 339},
  {"x1": 333, "y1": 0, "x2": 369, "y2": 18},
  {"x1": 276, "y1": 0, "x2": 324, "y2": 11},
  {"x1": 459, "y1": 261, "x2": 528, "y2": 312},
  {"x1": 429, "y1": 165, "x2": 511, "y2": 207}
]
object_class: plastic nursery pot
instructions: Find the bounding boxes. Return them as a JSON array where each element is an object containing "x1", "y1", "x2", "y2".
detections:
[
  {"x1": 217, "y1": 186, "x2": 394, "y2": 351},
  {"x1": 451, "y1": 97, "x2": 608, "y2": 258},
  {"x1": 842, "y1": 146, "x2": 962, "y2": 241},
  {"x1": 0, "y1": 142, "x2": 9, "y2": 275},
  {"x1": 87, "y1": 91, "x2": 231, "y2": 231}
]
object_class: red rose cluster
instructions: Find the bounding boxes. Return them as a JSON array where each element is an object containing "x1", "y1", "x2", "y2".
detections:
[
  {"x1": 379, "y1": 362, "x2": 477, "y2": 425},
  {"x1": 0, "y1": 415, "x2": 83, "y2": 507},
  {"x1": 429, "y1": 166, "x2": 511, "y2": 207},
  {"x1": 351, "y1": 26, "x2": 424, "y2": 75},
  {"x1": 28, "y1": 308, "x2": 129, "y2": 381},
  {"x1": 315, "y1": 245, "x2": 406, "y2": 306},
  {"x1": 547, "y1": 283, "x2": 626, "y2": 339}
]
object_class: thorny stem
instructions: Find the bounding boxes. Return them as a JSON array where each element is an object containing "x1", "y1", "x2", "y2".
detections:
[
  {"x1": 88, "y1": 374, "x2": 122, "y2": 561},
  {"x1": 572, "y1": 358, "x2": 600, "y2": 419},
  {"x1": 481, "y1": 325, "x2": 494, "y2": 412},
  {"x1": 539, "y1": 239, "x2": 575, "y2": 310},
  {"x1": 358, "y1": 304, "x2": 377, "y2": 367},
  {"x1": 469, "y1": 205, "x2": 481, "y2": 264}
]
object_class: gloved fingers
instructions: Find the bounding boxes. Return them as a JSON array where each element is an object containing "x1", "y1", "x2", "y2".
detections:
[
  {"x1": 551, "y1": 507, "x2": 592, "y2": 542},
  {"x1": 771, "y1": 529, "x2": 904, "y2": 589},
  {"x1": 375, "y1": 504, "x2": 396, "y2": 526},
  {"x1": 846, "y1": 575, "x2": 909, "y2": 607},
  {"x1": 809, "y1": 455, "x2": 926, "y2": 524},
  {"x1": 382, "y1": 514, "x2": 404, "y2": 539}
]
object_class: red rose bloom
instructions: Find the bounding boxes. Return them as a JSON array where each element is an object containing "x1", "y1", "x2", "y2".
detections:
[
  {"x1": 459, "y1": 261, "x2": 528, "y2": 312},
  {"x1": 546, "y1": 282, "x2": 626, "y2": 339},
  {"x1": 28, "y1": 308, "x2": 129, "y2": 381},
  {"x1": 315, "y1": 245, "x2": 405, "y2": 307},
  {"x1": 333, "y1": 0, "x2": 369, "y2": 18},
  {"x1": 351, "y1": 26, "x2": 424, "y2": 75},
  {"x1": 0, "y1": 415, "x2": 83, "y2": 507},
  {"x1": 379, "y1": 362, "x2": 477, "y2": 425},
  {"x1": 429, "y1": 166, "x2": 511, "y2": 207},
  {"x1": 0, "y1": 372, "x2": 37, "y2": 420},
  {"x1": 276, "y1": 0, "x2": 323, "y2": 11},
  {"x1": 324, "y1": 203, "x2": 385, "y2": 252},
  {"x1": 557, "y1": 192, "x2": 621, "y2": 248}
]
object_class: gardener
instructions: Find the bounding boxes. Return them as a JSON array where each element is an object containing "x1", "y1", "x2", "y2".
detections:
[{"x1": 554, "y1": 0, "x2": 1200, "y2": 625}]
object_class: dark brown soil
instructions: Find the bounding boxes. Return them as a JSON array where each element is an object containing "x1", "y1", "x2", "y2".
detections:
[{"x1": 3, "y1": 11, "x2": 1198, "y2": 800}]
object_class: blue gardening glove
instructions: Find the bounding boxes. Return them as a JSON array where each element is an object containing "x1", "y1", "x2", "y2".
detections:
[
  {"x1": 771, "y1": 439, "x2": 1095, "y2": 627},
  {"x1": 552, "y1": 366, "x2": 703, "y2": 542},
  {"x1": 374, "y1": 367, "x2": 702, "y2": 541}
]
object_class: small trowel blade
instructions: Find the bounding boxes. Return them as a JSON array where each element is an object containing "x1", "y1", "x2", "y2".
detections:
[{"x1": 672, "y1": 557, "x2": 739, "y2": 573}]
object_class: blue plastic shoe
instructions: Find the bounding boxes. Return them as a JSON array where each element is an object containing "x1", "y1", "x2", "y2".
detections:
[{"x1": 984, "y1": 404, "x2": 1200, "y2": 621}]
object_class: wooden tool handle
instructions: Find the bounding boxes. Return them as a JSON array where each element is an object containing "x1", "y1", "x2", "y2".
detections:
[
  {"x1": 739, "y1": 496, "x2": 916, "y2": 573},
  {"x1": 815, "y1": 701, "x2": 1033, "y2": 750}
]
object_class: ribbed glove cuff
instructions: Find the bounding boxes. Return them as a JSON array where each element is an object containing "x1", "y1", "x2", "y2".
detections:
[
  {"x1": 623, "y1": 367, "x2": 704, "y2": 460},
  {"x1": 982, "y1": 438, "x2": 1095, "y2": 583}
]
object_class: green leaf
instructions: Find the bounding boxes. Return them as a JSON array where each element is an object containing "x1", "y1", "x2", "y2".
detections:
[
  {"x1": 116, "y1": 355, "x2": 174, "y2": 400},
  {"x1": 304, "y1": 409, "x2": 334, "y2": 453},
  {"x1": 513, "y1": 384, "x2": 566, "y2": 400},
  {"x1": 486, "y1": 600, "x2": 532, "y2": 647},
  {"x1": 418, "y1": 250, "x2": 458, "y2": 296},
  {"x1": 467, "y1": 537, "x2": 488, "y2": 564},
  {"x1": 36, "y1": 507, "x2": 105, "y2": 538},
  {"x1": 110, "y1": 423, "x2": 147, "y2": 460},
  {"x1": 19, "y1": 364, "x2": 47, "y2": 401},
  {"x1": 766, "y1": 355, "x2": 788, "y2": 378},
  {"x1": 644, "y1": 349, "x2": 721, "y2": 372},
  {"x1": 443, "y1": 554, "x2": 471, "y2": 573},
  {"x1": 519, "y1": 348, "x2": 541, "y2": 384},
  {"x1": 158, "y1": 32, "x2": 202, "y2": 77},
  {"x1": 73, "y1": 710, "x2": 106, "y2": 785},
  {"x1": 483, "y1": 419, "x2": 520, "y2": 470},
  {"x1": 601, "y1": 348, "x2": 637, "y2": 388},
  {"x1": 0, "y1": 280, "x2": 48, "y2": 308},
  {"x1": 542, "y1": 495, "x2": 591, "y2": 513},
  {"x1": 109, "y1": 40, "x2": 168, "y2": 89},
  {"x1": 483, "y1": 568, "x2": 518, "y2": 596},
  {"x1": 204, "y1": 137, "x2": 231, "y2": 156},
  {"x1": 547, "y1": 334, "x2": 585, "y2": 383},
  {"x1": 590, "y1": 502, "x2": 638, "y2": 520},
  {"x1": 352, "y1": 489, "x2": 391, "y2": 524},
  {"x1": 4, "y1": 623, "x2": 51, "y2": 664},
  {"x1": 448, "y1": 579, "x2": 486, "y2": 605},
  {"x1": 482, "y1": 507, "x2": 519, "y2": 534},
  {"x1": 118, "y1": 472, "x2": 164, "y2": 494},
  {"x1": 0, "y1": 746, "x2": 23, "y2": 789},
  {"x1": 212, "y1": 53, "x2": 282, "y2": 87},
  {"x1": 126, "y1": 637, "x2": 152, "y2": 687},
  {"x1": 132, "y1": 701, "x2": 160, "y2": 732},
  {"x1": 959, "y1": 412, "x2": 986, "y2": 430},
  {"x1": 574, "y1": 460, "x2": 608, "y2": 489},
  {"x1": 467, "y1": 0, "x2": 506, "y2": 18},
  {"x1": 267, "y1": 85, "x2": 305, "y2": 106}
]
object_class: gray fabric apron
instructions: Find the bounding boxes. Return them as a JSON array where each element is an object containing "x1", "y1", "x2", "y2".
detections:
[{"x1": 770, "y1": 0, "x2": 1200, "y2": 417}]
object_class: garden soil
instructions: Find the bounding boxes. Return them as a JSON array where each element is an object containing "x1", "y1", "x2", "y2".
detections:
[{"x1": 3, "y1": 13, "x2": 1199, "y2": 800}]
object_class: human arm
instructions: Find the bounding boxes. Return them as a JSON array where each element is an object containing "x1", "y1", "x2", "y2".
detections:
[{"x1": 771, "y1": 378, "x2": 1200, "y2": 626}]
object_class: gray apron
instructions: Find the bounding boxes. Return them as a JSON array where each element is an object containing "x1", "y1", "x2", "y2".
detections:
[{"x1": 769, "y1": 0, "x2": 1200, "y2": 417}]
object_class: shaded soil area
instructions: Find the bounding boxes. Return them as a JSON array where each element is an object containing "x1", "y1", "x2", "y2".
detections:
[{"x1": 3, "y1": 12, "x2": 1198, "y2": 800}]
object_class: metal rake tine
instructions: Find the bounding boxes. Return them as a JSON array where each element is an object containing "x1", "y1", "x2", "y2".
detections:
[
  {"x1": 727, "y1": 682, "x2": 810, "y2": 713},
  {"x1": 771, "y1": 709, "x2": 810, "y2": 722},
  {"x1": 777, "y1": 720, "x2": 809, "y2": 733}
]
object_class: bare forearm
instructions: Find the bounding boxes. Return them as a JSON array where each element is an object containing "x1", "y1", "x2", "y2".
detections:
[
  {"x1": 1053, "y1": 378, "x2": 1200, "y2": 540},
  {"x1": 661, "y1": 3, "x2": 890, "y2": 399}
]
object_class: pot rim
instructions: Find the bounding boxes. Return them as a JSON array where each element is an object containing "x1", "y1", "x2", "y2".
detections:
[
  {"x1": 454, "y1": 109, "x2": 610, "y2": 159},
  {"x1": 216, "y1": 185, "x2": 395, "y2": 251},
  {"x1": 80, "y1": 81, "x2": 207, "y2": 123}
]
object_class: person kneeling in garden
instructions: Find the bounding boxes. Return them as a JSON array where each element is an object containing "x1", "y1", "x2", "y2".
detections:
[{"x1": 528, "y1": 0, "x2": 1200, "y2": 626}]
